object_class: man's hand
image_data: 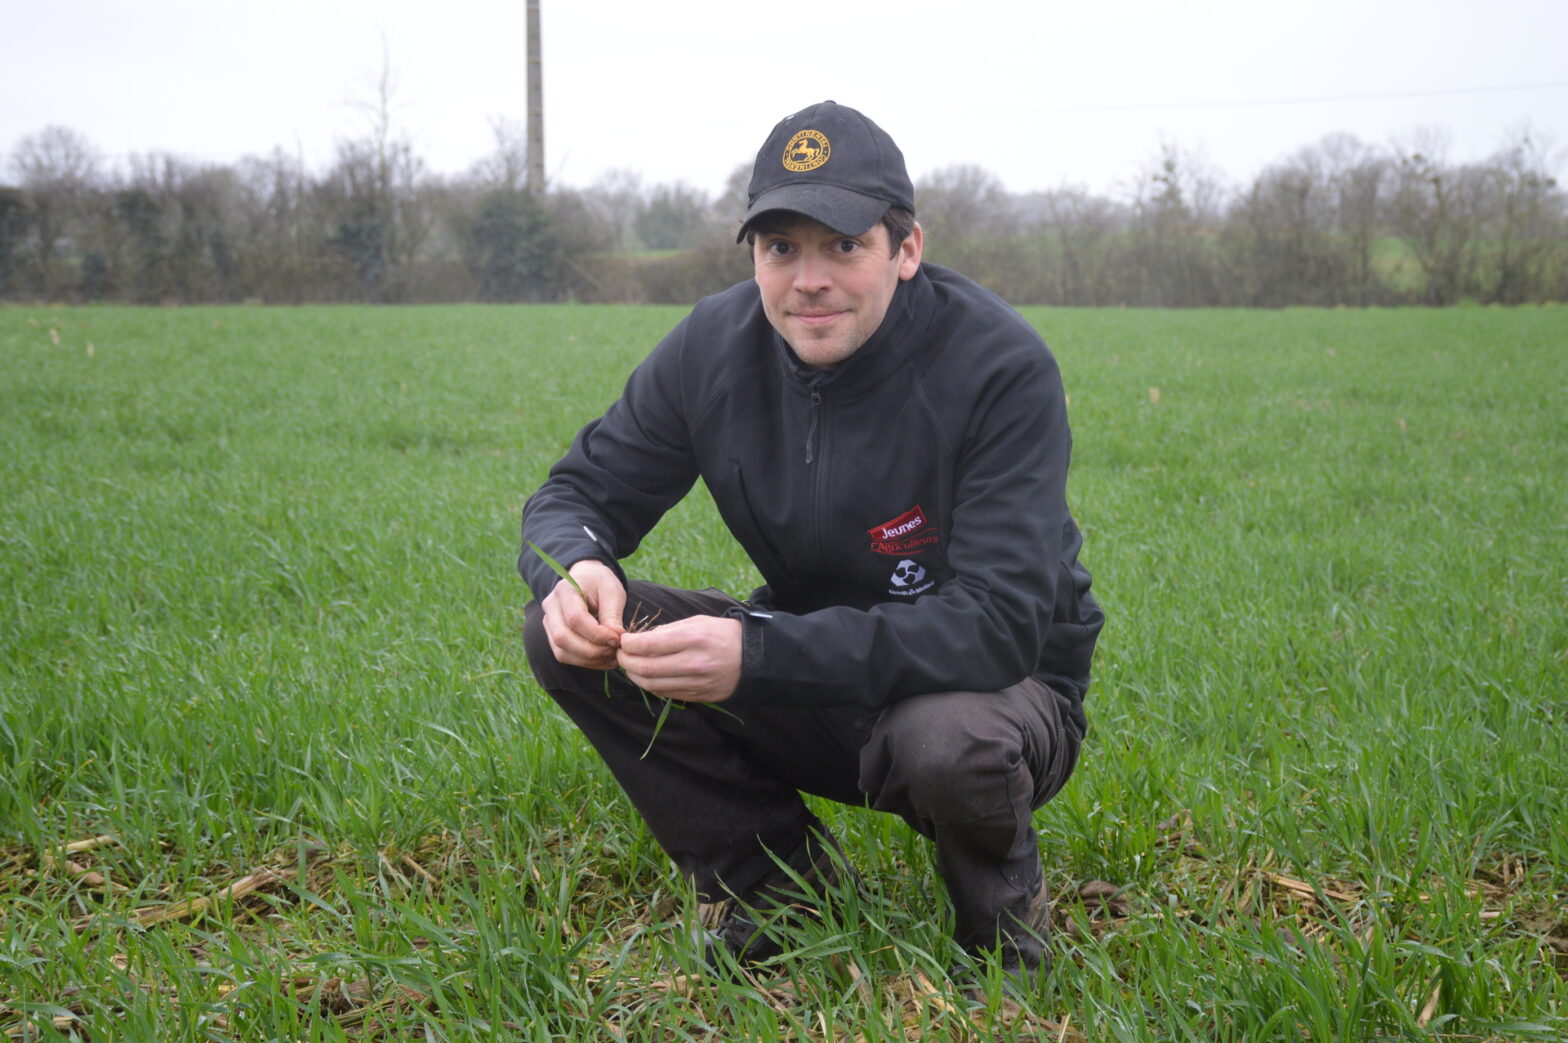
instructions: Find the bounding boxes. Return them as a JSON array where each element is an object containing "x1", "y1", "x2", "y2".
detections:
[
  {"x1": 539, "y1": 559, "x2": 626, "y2": 670},
  {"x1": 617, "y1": 616, "x2": 741, "y2": 703}
]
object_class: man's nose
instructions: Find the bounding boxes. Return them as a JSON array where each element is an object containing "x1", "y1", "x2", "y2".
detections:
[{"x1": 793, "y1": 252, "x2": 832, "y2": 294}]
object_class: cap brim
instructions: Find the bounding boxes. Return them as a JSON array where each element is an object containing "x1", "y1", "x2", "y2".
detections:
[{"x1": 735, "y1": 183, "x2": 891, "y2": 243}]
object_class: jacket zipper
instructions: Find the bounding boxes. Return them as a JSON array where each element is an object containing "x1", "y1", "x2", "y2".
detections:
[
  {"x1": 804, "y1": 390, "x2": 821, "y2": 464},
  {"x1": 807, "y1": 392, "x2": 831, "y2": 566}
]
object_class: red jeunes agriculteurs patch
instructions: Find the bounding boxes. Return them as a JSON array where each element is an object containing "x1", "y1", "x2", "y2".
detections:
[{"x1": 868, "y1": 505, "x2": 940, "y2": 555}]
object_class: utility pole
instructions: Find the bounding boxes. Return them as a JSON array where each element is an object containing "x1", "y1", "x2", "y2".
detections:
[{"x1": 526, "y1": 0, "x2": 544, "y2": 193}]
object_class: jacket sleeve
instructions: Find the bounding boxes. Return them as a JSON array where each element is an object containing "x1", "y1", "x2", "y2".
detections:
[
  {"x1": 518, "y1": 319, "x2": 699, "y2": 602},
  {"x1": 728, "y1": 347, "x2": 1085, "y2": 708}
]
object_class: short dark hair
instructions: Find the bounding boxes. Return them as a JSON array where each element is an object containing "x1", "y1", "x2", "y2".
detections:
[
  {"x1": 745, "y1": 205, "x2": 916, "y2": 258},
  {"x1": 880, "y1": 206, "x2": 916, "y2": 251}
]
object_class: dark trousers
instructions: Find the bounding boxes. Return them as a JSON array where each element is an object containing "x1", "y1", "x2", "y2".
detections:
[{"x1": 522, "y1": 580, "x2": 1082, "y2": 957}]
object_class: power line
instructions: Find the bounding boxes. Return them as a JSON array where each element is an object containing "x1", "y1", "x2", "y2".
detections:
[{"x1": 1014, "y1": 79, "x2": 1568, "y2": 115}]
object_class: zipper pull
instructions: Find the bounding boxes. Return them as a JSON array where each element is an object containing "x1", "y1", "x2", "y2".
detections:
[{"x1": 805, "y1": 390, "x2": 821, "y2": 464}]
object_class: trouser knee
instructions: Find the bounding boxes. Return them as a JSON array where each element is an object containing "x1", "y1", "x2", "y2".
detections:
[
  {"x1": 860, "y1": 681, "x2": 1079, "y2": 831},
  {"x1": 863, "y1": 693, "x2": 1020, "y2": 827}
]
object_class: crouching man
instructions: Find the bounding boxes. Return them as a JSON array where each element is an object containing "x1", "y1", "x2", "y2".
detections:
[{"x1": 520, "y1": 100, "x2": 1103, "y2": 993}]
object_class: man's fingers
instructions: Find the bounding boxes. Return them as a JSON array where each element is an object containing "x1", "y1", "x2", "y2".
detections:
[
  {"x1": 614, "y1": 616, "x2": 741, "y2": 703},
  {"x1": 581, "y1": 572, "x2": 626, "y2": 631},
  {"x1": 545, "y1": 622, "x2": 614, "y2": 668},
  {"x1": 622, "y1": 667, "x2": 721, "y2": 702},
  {"x1": 540, "y1": 570, "x2": 625, "y2": 669},
  {"x1": 570, "y1": 561, "x2": 628, "y2": 636},
  {"x1": 548, "y1": 621, "x2": 617, "y2": 667},
  {"x1": 560, "y1": 592, "x2": 619, "y2": 645},
  {"x1": 627, "y1": 677, "x2": 733, "y2": 704},
  {"x1": 616, "y1": 624, "x2": 688, "y2": 658},
  {"x1": 620, "y1": 652, "x2": 717, "y2": 682}
]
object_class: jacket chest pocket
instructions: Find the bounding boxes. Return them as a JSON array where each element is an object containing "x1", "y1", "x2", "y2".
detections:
[{"x1": 723, "y1": 461, "x2": 797, "y2": 583}]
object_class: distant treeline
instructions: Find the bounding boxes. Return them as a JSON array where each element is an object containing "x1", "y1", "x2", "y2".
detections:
[{"x1": 2, "y1": 123, "x2": 1564, "y2": 307}]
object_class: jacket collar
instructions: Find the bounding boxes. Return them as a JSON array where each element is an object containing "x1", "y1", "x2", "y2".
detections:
[{"x1": 775, "y1": 265, "x2": 936, "y2": 399}]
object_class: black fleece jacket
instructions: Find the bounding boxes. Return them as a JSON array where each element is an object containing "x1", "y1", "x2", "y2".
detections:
[{"x1": 520, "y1": 263, "x2": 1102, "y2": 727}]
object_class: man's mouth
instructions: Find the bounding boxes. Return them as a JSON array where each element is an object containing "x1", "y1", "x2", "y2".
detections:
[{"x1": 793, "y1": 310, "x2": 845, "y2": 327}]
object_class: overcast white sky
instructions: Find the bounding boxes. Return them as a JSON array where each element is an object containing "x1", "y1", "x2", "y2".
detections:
[{"x1": 4, "y1": 0, "x2": 1566, "y2": 202}]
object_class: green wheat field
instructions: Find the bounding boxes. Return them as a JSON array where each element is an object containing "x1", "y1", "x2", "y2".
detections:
[{"x1": 2, "y1": 302, "x2": 1565, "y2": 1041}]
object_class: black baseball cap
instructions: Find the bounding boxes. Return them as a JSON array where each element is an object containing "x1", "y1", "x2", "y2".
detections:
[{"x1": 736, "y1": 100, "x2": 916, "y2": 243}]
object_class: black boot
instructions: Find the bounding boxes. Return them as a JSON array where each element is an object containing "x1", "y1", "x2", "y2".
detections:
[
  {"x1": 951, "y1": 882, "x2": 1053, "y2": 1005},
  {"x1": 699, "y1": 828, "x2": 858, "y2": 970}
]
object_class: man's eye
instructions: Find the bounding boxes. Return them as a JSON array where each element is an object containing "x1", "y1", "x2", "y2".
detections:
[
  {"x1": 767, "y1": 240, "x2": 793, "y2": 255},
  {"x1": 835, "y1": 239, "x2": 860, "y2": 253}
]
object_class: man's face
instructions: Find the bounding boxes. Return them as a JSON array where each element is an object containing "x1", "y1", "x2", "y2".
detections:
[{"x1": 752, "y1": 216, "x2": 923, "y2": 368}]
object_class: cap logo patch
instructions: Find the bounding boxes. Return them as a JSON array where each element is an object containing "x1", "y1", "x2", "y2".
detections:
[{"x1": 782, "y1": 130, "x2": 831, "y2": 173}]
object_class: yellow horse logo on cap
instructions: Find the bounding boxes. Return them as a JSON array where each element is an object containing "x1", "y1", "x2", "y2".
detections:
[{"x1": 782, "y1": 130, "x2": 831, "y2": 172}]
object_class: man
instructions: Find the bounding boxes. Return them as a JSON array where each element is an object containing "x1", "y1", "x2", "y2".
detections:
[{"x1": 520, "y1": 101, "x2": 1102, "y2": 991}]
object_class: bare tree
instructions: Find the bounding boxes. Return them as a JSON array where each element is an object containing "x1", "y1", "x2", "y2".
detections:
[
  {"x1": 1316, "y1": 134, "x2": 1388, "y2": 306},
  {"x1": 583, "y1": 168, "x2": 645, "y2": 251},
  {"x1": 1032, "y1": 187, "x2": 1128, "y2": 305},
  {"x1": 101, "y1": 153, "x2": 243, "y2": 303},
  {"x1": 229, "y1": 148, "x2": 317, "y2": 303},
  {"x1": 634, "y1": 182, "x2": 712, "y2": 251},
  {"x1": 1387, "y1": 128, "x2": 1490, "y2": 305},
  {"x1": 1128, "y1": 141, "x2": 1227, "y2": 305},
  {"x1": 1226, "y1": 142, "x2": 1354, "y2": 306},
  {"x1": 8, "y1": 125, "x2": 99, "y2": 297},
  {"x1": 915, "y1": 163, "x2": 1013, "y2": 243},
  {"x1": 470, "y1": 117, "x2": 530, "y2": 193},
  {"x1": 0, "y1": 187, "x2": 25, "y2": 295},
  {"x1": 1484, "y1": 126, "x2": 1564, "y2": 303},
  {"x1": 713, "y1": 162, "x2": 752, "y2": 233},
  {"x1": 912, "y1": 165, "x2": 1030, "y2": 299},
  {"x1": 321, "y1": 50, "x2": 431, "y2": 301}
]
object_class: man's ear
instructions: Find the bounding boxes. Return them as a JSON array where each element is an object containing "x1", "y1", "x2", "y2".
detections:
[{"x1": 897, "y1": 222, "x2": 924, "y2": 280}]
